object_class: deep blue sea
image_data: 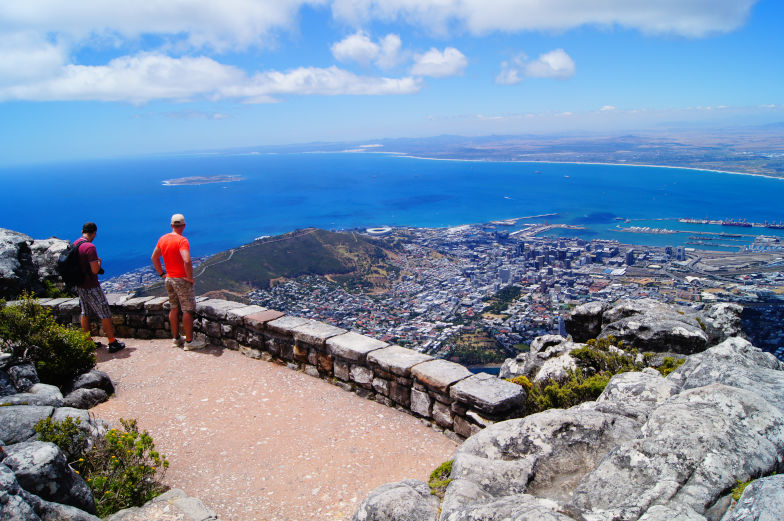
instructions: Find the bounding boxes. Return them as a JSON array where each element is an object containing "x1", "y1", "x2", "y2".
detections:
[{"x1": 2, "y1": 152, "x2": 784, "y2": 277}]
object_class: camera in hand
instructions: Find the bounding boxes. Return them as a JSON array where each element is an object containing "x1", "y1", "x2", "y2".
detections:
[{"x1": 98, "y1": 268, "x2": 105, "y2": 275}]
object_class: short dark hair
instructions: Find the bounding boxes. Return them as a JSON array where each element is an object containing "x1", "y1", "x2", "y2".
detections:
[{"x1": 82, "y1": 222, "x2": 98, "y2": 234}]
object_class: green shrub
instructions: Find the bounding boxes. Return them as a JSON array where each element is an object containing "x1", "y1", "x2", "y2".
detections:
[
  {"x1": 732, "y1": 479, "x2": 751, "y2": 501},
  {"x1": 655, "y1": 357, "x2": 686, "y2": 376},
  {"x1": 428, "y1": 460, "x2": 453, "y2": 497},
  {"x1": 33, "y1": 417, "x2": 170, "y2": 517},
  {"x1": 80, "y1": 419, "x2": 169, "y2": 517},
  {"x1": 0, "y1": 295, "x2": 96, "y2": 387},
  {"x1": 34, "y1": 416, "x2": 88, "y2": 460}
]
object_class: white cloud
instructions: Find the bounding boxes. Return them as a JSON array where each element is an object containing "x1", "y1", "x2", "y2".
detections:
[
  {"x1": 495, "y1": 49, "x2": 575, "y2": 84},
  {"x1": 410, "y1": 47, "x2": 467, "y2": 78},
  {"x1": 524, "y1": 49, "x2": 575, "y2": 79},
  {"x1": 600, "y1": 105, "x2": 617, "y2": 111},
  {"x1": 330, "y1": 31, "x2": 402, "y2": 69},
  {"x1": 0, "y1": 53, "x2": 421, "y2": 103},
  {"x1": 331, "y1": 31, "x2": 380, "y2": 65},
  {"x1": 330, "y1": 0, "x2": 757, "y2": 38},
  {"x1": 0, "y1": 0, "x2": 324, "y2": 52},
  {"x1": 0, "y1": 32, "x2": 67, "y2": 84}
]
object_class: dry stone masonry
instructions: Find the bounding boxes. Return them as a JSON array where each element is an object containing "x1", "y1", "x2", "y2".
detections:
[{"x1": 31, "y1": 294, "x2": 525, "y2": 440}]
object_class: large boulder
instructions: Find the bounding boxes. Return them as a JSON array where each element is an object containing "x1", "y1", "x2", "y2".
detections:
[
  {"x1": 700, "y1": 302, "x2": 743, "y2": 345},
  {"x1": 351, "y1": 479, "x2": 439, "y2": 521},
  {"x1": 0, "y1": 384, "x2": 64, "y2": 407},
  {"x1": 3, "y1": 441, "x2": 96, "y2": 514},
  {"x1": 20, "y1": 489, "x2": 102, "y2": 521},
  {"x1": 0, "y1": 229, "x2": 40, "y2": 298},
  {"x1": 0, "y1": 463, "x2": 41, "y2": 521},
  {"x1": 63, "y1": 388, "x2": 109, "y2": 409},
  {"x1": 7, "y1": 363, "x2": 40, "y2": 393},
  {"x1": 28, "y1": 238, "x2": 69, "y2": 286},
  {"x1": 499, "y1": 335, "x2": 582, "y2": 383},
  {"x1": 722, "y1": 475, "x2": 784, "y2": 521},
  {"x1": 0, "y1": 406, "x2": 53, "y2": 445},
  {"x1": 67, "y1": 370, "x2": 114, "y2": 396},
  {"x1": 564, "y1": 302, "x2": 606, "y2": 342},
  {"x1": 441, "y1": 408, "x2": 639, "y2": 519}
]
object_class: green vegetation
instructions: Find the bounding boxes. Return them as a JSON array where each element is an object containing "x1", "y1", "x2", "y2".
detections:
[
  {"x1": 442, "y1": 327, "x2": 507, "y2": 365},
  {"x1": 655, "y1": 356, "x2": 686, "y2": 376},
  {"x1": 34, "y1": 416, "x2": 88, "y2": 460},
  {"x1": 40, "y1": 279, "x2": 74, "y2": 299},
  {"x1": 0, "y1": 295, "x2": 96, "y2": 387},
  {"x1": 732, "y1": 479, "x2": 752, "y2": 501},
  {"x1": 35, "y1": 417, "x2": 169, "y2": 518},
  {"x1": 483, "y1": 285, "x2": 522, "y2": 314},
  {"x1": 511, "y1": 372, "x2": 611, "y2": 413},
  {"x1": 428, "y1": 460, "x2": 453, "y2": 497},
  {"x1": 137, "y1": 228, "x2": 397, "y2": 297}
]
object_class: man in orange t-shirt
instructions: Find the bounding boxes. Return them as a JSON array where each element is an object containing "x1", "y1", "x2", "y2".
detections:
[{"x1": 151, "y1": 213, "x2": 205, "y2": 350}]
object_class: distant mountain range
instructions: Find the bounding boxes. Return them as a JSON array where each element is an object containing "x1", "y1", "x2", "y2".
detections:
[
  {"x1": 137, "y1": 228, "x2": 398, "y2": 300},
  {"x1": 203, "y1": 125, "x2": 784, "y2": 177}
]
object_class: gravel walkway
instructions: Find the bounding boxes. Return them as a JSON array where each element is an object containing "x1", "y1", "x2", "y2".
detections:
[{"x1": 91, "y1": 338, "x2": 458, "y2": 521}]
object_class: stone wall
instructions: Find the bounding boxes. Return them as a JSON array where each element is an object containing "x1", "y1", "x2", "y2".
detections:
[{"x1": 30, "y1": 295, "x2": 525, "y2": 440}]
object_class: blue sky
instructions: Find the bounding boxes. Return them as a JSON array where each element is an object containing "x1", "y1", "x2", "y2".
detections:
[{"x1": 0, "y1": 0, "x2": 782, "y2": 165}]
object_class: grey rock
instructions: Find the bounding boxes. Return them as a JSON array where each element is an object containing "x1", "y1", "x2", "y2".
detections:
[
  {"x1": 1, "y1": 384, "x2": 63, "y2": 407},
  {"x1": 0, "y1": 229, "x2": 41, "y2": 298},
  {"x1": 700, "y1": 302, "x2": 744, "y2": 345},
  {"x1": 351, "y1": 479, "x2": 439, "y2": 521},
  {"x1": 446, "y1": 408, "x2": 639, "y2": 515},
  {"x1": 599, "y1": 313, "x2": 708, "y2": 354},
  {"x1": 107, "y1": 488, "x2": 220, "y2": 521},
  {"x1": 0, "y1": 406, "x2": 53, "y2": 444},
  {"x1": 565, "y1": 301, "x2": 607, "y2": 342},
  {"x1": 28, "y1": 238, "x2": 69, "y2": 285},
  {"x1": 0, "y1": 368, "x2": 17, "y2": 396},
  {"x1": 63, "y1": 388, "x2": 109, "y2": 409},
  {"x1": 3, "y1": 441, "x2": 96, "y2": 514},
  {"x1": 8, "y1": 363, "x2": 40, "y2": 392},
  {"x1": 638, "y1": 504, "x2": 707, "y2": 521},
  {"x1": 569, "y1": 384, "x2": 784, "y2": 520},
  {"x1": 499, "y1": 335, "x2": 569, "y2": 380},
  {"x1": 449, "y1": 372, "x2": 525, "y2": 416},
  {"x1": 68, "y1": 370, "x2": 114, "y2": 395},
  {"x1": 441, "y1": 492, "x2": 576, "y2": 521},
  {"x1": 20, "y1": 490, "x2": 102, "y2": 521},
  {"x1": 0, "y1": 464, "x2": 42, "y2": 521},
  {"x1": 668, "y1": 337, "x2": 784, "y2": 412},
  {"x1": 580, "y1": 369, "x2": 680, "y2": 423},
  {"x1": 722, "y1": 475, "x2": 784, "y2": 521}
]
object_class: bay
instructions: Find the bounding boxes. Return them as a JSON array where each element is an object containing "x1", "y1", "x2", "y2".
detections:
[{"x1": 1, "y1": 152, "x2": 783, "y2": 277}]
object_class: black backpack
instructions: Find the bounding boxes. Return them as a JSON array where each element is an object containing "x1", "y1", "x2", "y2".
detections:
[{"x1": 56, "y1": 238, "x2": 88, "y2": 287}]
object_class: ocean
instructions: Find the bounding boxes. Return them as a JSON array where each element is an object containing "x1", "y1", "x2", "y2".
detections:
[{"x1": 2, "y1": 152, "x2": 783, "y2": 277}]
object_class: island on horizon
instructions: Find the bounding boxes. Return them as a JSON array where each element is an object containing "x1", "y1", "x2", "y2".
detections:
[{"x1": 163, "y1": 175, "x2": 244, "y2": 186}]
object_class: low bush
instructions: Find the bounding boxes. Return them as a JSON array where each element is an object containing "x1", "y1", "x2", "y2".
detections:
[
  {"x1": 428, "y1": 460, "x2": 453, "y2": 497},
  {"x1": 34, "y1": 417, "x2": 169, "y2": 518},
  {"x1": 0, "y1": 295, "x2": 96, "y2": 387},
  {"x1": 655, "y1": 356, "x2": 686, "y2": 376}
]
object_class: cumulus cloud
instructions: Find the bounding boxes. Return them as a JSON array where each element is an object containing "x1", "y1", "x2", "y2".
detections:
[
  {"x1": 330, "y1": 0, "x2": 757, "y2": 38},
  {"x1": 331, "y1": 31, "x2": 402, "y2": 68},
  {"x1": 524, "y1": 49, "x2": 575, "y2": 79},
  {"x1": 496, "y1": 49, "x2": 575, "y2": 84},
  {"x1": 0, "y1": 32, "x2": 68, "y2": 84},
  {"x1": 410, "y1": 47, "x2": 467, "y2": 77},
  {"x1": 0, "y1": 53, "x2": 421, "y2": 103},
  {"x1": 600, "y1": 105, "x2": 617, "y2": 111}
]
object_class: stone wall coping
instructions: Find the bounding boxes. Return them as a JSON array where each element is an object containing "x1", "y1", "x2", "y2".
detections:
[
  {"x1": 243, "y1": 310, "x2": 285, "y2": 330},
  {"x1": 195, "y1": 296, "x2": 209, "y2": 303},
  {"x1": 122, "y1": 296, "x2": 155, "y2": 310},
  {"x1": 195, "y1": 298, "x2": 248, "y2": 319},
  {"x1": 266, "y1": 315, "x2": 311, "y2": 335},
  {"x1": 57, "y1": 298, "x2": 81, "y2": 312},
  {"x1": 106, "y1": 293, "x2": 131, "y2": 306},
  {"x1": 42, "y1": 297, "x2": 71, "y2": 307},
  {"x1": 292, "y1": 321, "x2": 347, "y2": 346},
  {"x1": 226, "y1": 305, "x2": 267, "y2": 320},
  {"x1": 144, "y1": 297, "x2": 170, "y2": 310},
  {"x1": 367, "y1": 345, "x2": 434, "y2": 377},
  {"x1": 450, "y1": 372, "x2": 525, "y2": 415},
  {"x1": 326, "y1": 332, "x2": 388, "y2": 362},
  {"x1": 411, "y1": 359, "x2": 473, "y2": 393}
]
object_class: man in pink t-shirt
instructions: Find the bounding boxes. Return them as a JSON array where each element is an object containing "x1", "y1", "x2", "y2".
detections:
[{"x1": 151, "y1": 214, "x2": 205, "y2": 350}]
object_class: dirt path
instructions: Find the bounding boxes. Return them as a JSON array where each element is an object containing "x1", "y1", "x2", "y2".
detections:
[{"x1": 91, "y1": 338, "x2": 458, "y2": 521}]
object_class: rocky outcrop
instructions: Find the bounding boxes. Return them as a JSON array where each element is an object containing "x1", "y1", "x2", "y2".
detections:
[
  {"x1": 0, "y1": 229, "x2": 69, "y2": 298},
  {"x1": 565, "y1": 298, "x2": 743, "y2": 354},
  {"x1": 355, "y1": 335, "x2": 784, "y2": 521},
  {"x1": 107, "y1": 488, "x2": 220, "y2": 521},
  {"x1": 352, "y1": 480, "x2": 439, "y2": 521}
]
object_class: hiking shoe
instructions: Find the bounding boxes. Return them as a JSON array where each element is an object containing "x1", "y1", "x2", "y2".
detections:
[
  {"x1": 108, "y1": 340, "x2": 126, "y2": 353},
  {"x1": 172, "y1": 336, "x2": 185, "y2": 348},
  {"x1": 183, "y1": 338, "x2": 207, "y2": 351},
  {"x1": 93, "y1": 341, "x2": 104, "y2": 348}
]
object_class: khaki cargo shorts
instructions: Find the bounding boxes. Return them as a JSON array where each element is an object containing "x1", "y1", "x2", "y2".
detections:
[{"x1": 165, "y1": 277, "x2": 196, "y2": 313}]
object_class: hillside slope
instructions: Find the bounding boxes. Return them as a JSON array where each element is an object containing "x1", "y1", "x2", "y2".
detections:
[{"x1": 138, "y1": 228, "x2": 397, "y2": 299}]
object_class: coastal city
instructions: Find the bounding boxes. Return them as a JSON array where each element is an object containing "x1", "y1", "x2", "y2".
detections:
[{"x1": 106, "y1": 220, "x2": 784, "y2": 363}]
